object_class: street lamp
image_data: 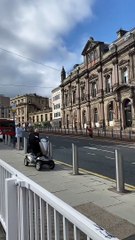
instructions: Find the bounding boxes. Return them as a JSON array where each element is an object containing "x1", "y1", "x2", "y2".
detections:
[{"x1": 11, "y1": 103, "x2": 16, "y2": 121}]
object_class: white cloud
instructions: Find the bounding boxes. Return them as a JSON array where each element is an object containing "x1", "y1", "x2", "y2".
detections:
[{"x1": 0, "y1": 0, "x2": 95, "y2": 97}]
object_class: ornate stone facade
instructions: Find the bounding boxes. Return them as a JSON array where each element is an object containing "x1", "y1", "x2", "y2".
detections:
[{"x1": 60, "y1": 28, "x2": 135, "y2": 130}]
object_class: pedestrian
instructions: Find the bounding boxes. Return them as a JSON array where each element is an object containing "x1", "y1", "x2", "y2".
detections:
[
  {"x1": 28, "y1": 128, "x2": 41, "y2": 156},
  {"x1": 87, "y1": 126, "x2": 93, "y2": 138},
  {"x1": 15, "y1": 123, "x2": 24, "y2": 149}
]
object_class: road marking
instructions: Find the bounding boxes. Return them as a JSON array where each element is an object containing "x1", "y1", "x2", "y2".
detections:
[
  {"x1": 87, "y1": 153, "x2": 95, "y2": 156},
  {"x1": 105, "y1": 156, "x2": 115, "y2": 160},
  {"x1": 84, "y1": 146, "x2": 114, "y2": 154},
  {"x1": 131, "y1": 162, "x2": 135, "y2": 165}
]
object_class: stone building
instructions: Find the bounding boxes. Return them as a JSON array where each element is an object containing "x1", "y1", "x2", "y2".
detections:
[
  {"x1": 51, "y1": 86, "x2": 62, "y2": 128},
  {"x1": 0, "y1": 95, "x2": 10, "y2": 119},
  {"x1": 10, "y1": 93, "x2": 49, "y2": 124},
  {"x1": 29, "y1": 108, "x2": 52, "y2": 126},
  {"x1": 60, "y1": 28, "x2": 135, "y2": 130}
]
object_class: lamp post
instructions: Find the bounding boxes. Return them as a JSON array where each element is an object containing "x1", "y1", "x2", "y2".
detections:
[{"x1": 11, "y1": 103, "x2": 16, "y2": 121}]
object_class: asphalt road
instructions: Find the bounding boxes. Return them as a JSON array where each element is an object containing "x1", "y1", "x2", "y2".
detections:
[{"x1": 42, "y1": 134, "x2": 135, "y2": 186}]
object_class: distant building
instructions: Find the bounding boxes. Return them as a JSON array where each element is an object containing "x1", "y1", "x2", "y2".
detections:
[
  {"x1": 29, "y1": 108, "x2": 52, "y2": 126},
  {"x1": 10, "y1": 93, "x2": 49, "y2": 124},
  {"x1": 52, "y1": 86, "x2": 62, "y2": 128},
  {"x1": 0, "y1": 95, "x2": 10, "y2": 119},
  {"x1": 60, "y1": 28, "x2": 135, "y2": 130}
]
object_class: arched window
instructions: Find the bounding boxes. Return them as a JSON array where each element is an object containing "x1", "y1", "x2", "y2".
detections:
[
  {"x1": 108, "y1": 101, "x2": 113, "y2": 121},
  {"x1": 124, "y1": 99, "x2": 132, "y2": 127}
]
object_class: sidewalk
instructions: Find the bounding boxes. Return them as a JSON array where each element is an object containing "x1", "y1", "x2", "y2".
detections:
[{"x1": 0, "y1": 142, "x2": 135, "y2": 239}]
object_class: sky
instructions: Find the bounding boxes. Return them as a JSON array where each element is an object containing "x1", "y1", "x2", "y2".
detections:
[{"x1": 1, "y1": 0, "x2": 135, "y2": 98}]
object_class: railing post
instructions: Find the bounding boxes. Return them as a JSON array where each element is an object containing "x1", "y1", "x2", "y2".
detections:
[
  {"x1": 5, "y1": 178, "x2": 18, "y2": 240},
  {"x1": 24, "y1": 137, "x2": 28, "y2": 154},
  {"x1": 17, "y1": 137, "x2": 21, "y2": 150},
  {"x1": 120, "y1": 129, "x2": 122, "y2": 139},
  {"x1": 115, "y1": 149, "x2": 125, "y2": 192},
  {"x1": 72, "y1": 143, "x2": 79, "y2": 175},
  {"x1": 49, "y1": 142, "x2": 53, "y2": 158},
  {"x1": 8, "y1": 135, "x2": 11, "y2": 146},
  {"x1": 5, "y1": 134, "x2": 8, "y2": 144}
]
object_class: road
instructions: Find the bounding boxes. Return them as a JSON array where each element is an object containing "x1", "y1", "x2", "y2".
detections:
[{"x1": 44, "y1": 135, "x2": 135, "y2": 186}]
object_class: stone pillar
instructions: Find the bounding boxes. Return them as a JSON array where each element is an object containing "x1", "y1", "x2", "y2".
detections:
[
  {"x1": 97, "y1": 66, "x2": 103, "y2": 96},
  {"x1": 129, "y1": 49, "x2": 135, "y2": 82},
  {"x1": 77, "y1": 107, "x2": 81, "y2": 129},
  {"x1": 99, "y1": 101, "x2": 105, "y2": 128},
  {"x1": 86, "y1": 104, "x2": 91, "y2": 127},
  {"x1": 112, "y1": 58, "x2": 119, "y2": 88}
]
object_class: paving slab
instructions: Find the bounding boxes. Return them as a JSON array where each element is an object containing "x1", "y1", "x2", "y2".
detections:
[{"x1": 0, "y1": 143, "x2": 135, "y2": 239}]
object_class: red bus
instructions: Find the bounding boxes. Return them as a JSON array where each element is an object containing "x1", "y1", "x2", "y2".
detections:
[{"x1": 0, "y1": 119, "x2": 15, "y2": 139}]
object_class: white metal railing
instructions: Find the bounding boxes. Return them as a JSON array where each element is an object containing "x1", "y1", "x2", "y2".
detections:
[{"x1": 0, "y1": 158, "x2": 119, "y2": 240}]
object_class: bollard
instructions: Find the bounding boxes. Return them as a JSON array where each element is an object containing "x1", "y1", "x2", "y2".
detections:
[
  {"x1": 17, "y1": 137, "x2": 21, "y2": 150},
  {"x1": 115, "y1": 149, "x2": 125, "y2": 192},
  {"x1": 49, "y1": 142, "x2": 53, "y2": 158},
  {"x1": 8, "y1": 135, "x2": 11, "y2": 146},
  {"x1": 72, "y1": 143, "x2": 79, "y2": 175},
  {"x1": 5, "y1": 134, "x2": 8, "y2": 144},
  {"x1": 24, "y1": 137, "x2": 28, "y2": 154}
]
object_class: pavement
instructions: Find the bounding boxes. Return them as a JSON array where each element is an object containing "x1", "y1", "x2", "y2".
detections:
[{"x1": 0, "y1": 142, "x2": 135, "y2": 240}]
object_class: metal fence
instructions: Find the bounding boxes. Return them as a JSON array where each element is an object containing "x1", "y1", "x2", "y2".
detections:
[
  {"x1": 0, "y1": 158, "x2": 119, "y2": 240},
  {"x1": 38, "y1": 127, "x2": 135, "y2": 141}
]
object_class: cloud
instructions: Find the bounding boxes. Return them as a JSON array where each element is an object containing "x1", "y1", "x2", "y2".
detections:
[{"x1": 0, "y1": 0, "x2": 95, "y2": 98}]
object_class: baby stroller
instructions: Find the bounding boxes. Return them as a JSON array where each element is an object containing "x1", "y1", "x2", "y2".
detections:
[{"x1": 24, "y1": 136, "x2": 55, "y2": 171}]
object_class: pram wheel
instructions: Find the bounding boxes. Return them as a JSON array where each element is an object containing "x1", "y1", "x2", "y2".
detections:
[
  {"x1": 49, "y1": 160, "x2": 55, "y2": 169},
  {"x1": 36, "y1": 161, "x2": 41, "y2": 171},
  {"x1": 24, "y1": 156, "x2": 29, "y2": 166}
]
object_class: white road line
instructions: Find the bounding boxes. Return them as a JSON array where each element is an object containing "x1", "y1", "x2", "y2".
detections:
[
  {"x1": 87, "y1": 153, "x2": 96, "y2": 156},
  {"x1": 131, "y1": 162, "x2": 135, "y2": 165},
  {"x1": 118, "y1": 144, "x2": 135, "y2": 149},
  {"x1": 84, "y1": 146, "x2": 114, "y2": 154},
  {"x1": 105, "y1": 156, "x2": 115, "y2": 160}
]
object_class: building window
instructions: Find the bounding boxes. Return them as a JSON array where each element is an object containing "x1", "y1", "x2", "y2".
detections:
[
  {"x1": 91, "y1": 82, "x2": 97, "y2": 98},
  {"x1": 45, "y1": 114, "x2": 48, "y2": 121},
  {"x1": 108, "y1": 101, "x2": 113, "y2": 121},
  {"x1": 37, "y1": 116, "x2": 39, "y2": 122},
  {"x1": 122, "y1": 67, "x2": 128, "y2": 84},
  {"x1": 33, "y1": 116, "x2": 35, "y2": 123},
  {"x1": 65, "y1": 94, "x2": 68, "y2": 106},
  {"x1": 72, "y1": 90, "x2": 76, "y2": 104},
  {"x1": 81, "y1": 86, "x2": 85, "y2": 101},
  {"x1": 54, "y1": 104, "x2": 60, "y2": 109},
  {"x1": 53, "y1": 94, "x2": 60, "y2": 101},
  {"x1": 94, "y1": 108, "x2": 98, "y2": 125},
  {"x1": 105, "y1": 75, "x2": 111, "y2": 93},
  {"x1": 41, "y1": 115, "x2": 43, "y2": 122}
]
